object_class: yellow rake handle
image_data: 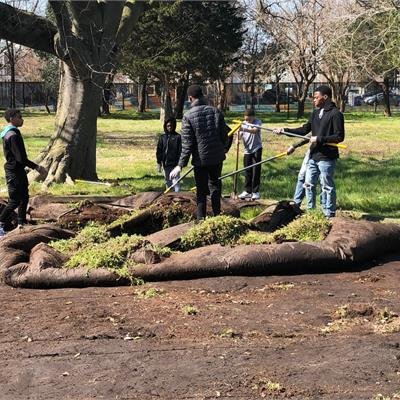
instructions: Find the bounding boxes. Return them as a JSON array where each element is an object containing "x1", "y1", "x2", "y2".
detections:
[{"x1": 228, "y1": 122, "x2": 242, "y2": 137}]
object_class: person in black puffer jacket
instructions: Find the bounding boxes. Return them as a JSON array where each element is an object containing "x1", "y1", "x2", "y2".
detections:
[
  {"x1": 169, "y1": 85, "x2": 228, "y2": 220},
  {"x1": 156, "y1": 118, "x2": 182, "y2": 191}
]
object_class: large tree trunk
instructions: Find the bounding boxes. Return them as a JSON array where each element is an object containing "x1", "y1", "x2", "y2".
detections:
[
  {"x1": 274, "y1": 76, "x2": 281, "y2": 113},
  {"x1": 218, "y1": 80, "x2": 227, "y2": 111},
  {"x1": 31, "y1": 63, "x2": 104, "y2": 185},
  {"x1": 381, "y1": 76, "x2": 391, "y2": 117},
  {"x1": 174, "y1": 76, "x2": 189, "y2": 119},
  {"x1": 160, "y1": 82, "x2": 173, "y2": 122},
  {"x1": 138, "y1": 77, "x2": 147, "y2": 113},
  {"x1": 249, "y1": 68, "x2": 256, "y2": 108},
  {"x1": 101, "y1": 74, "x2": 114, "y2": 115},
  {"x1": 6, "y1": 41, "x2": 16, "y2": 108}
]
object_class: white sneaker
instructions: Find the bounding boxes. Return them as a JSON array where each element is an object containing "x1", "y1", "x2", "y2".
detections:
[
  {"x1": 0, "y1": 226, "x2": 5, "y2": 238},
  {"x1": 251, "y1": 192, "x2": 261, "y2": 200},
  {"x1": 238, "y1": 191, "x2": 251, "y2": 199}
]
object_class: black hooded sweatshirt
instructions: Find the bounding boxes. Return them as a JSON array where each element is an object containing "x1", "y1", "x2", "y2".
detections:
[
  {"x1": 286, "y1": 100, "x2": 345, "y2": 161},
  {"x1": 156, "y1": 118, "x2": 182, "y2": 167}
]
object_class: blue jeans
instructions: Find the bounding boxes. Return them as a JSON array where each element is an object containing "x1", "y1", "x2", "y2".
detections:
[
  {"x1": 293, "y1": 150, "x2": 310, "y2": 205},
  {"x1": 305, "y1": 158, "x2": 337, "y2": 217}
]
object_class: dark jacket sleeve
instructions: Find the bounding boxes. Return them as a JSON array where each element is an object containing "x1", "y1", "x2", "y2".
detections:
[
  {"x1": 286, "y1": 113, "x2": 312, "y2": 136},
  {"x1": 176, "y1": 134, "x2": 182, "y2": 165},
  {"x1": 178, "y1": 115, "x2": 194, "y2": 168},
  {"x1": 9, "y1": 134, "x2": 37, "y2": 170},
  {"x1": 318, "y1": 112, "x2": 345, "y2": 144},
  {"x1": 156, "y1": 135, "x2": 163, "y2": 164},
  {"x1": 218, "y1": 113, "x2": 229, "y2": 152}
]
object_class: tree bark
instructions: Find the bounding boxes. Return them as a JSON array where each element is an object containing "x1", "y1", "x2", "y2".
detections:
[
  {"x1": 250, "y1": 68, "x2": 256, "y2": 108},
  {"x1": 381, "y1": 76, "x2": 391, "y2": 117},
  {"x1": 174, "y1": 77, "x2": 189, "y2": 119},
  {"x1": 31, "y1": 63, "x2": 104, "y2": 184},
  {"x1": 218, "y1": 81, "x2": 228, "y2": 112},
  {"x1": 138, "y1": 77, "x2": 147, "y2": 113},
  {"x1": 160, "y1": 82, "x2": 173, "y2": 122},
  {"x1": 274, "y1": 76, "x2": 281, "y2": 113},
  {"x1": 1, "y1": 1, "x2": 145, "y2": 184},
  {"x1": 102, "y1": 75, "x2": 114, "y2": 115},
  {"x1": 6, "y1": 42, "x2": 16, "y2": 108}
]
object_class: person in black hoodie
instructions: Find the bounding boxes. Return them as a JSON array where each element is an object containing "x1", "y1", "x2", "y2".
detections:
[
  {"x1": 156, "y1": 117, "x2": 182, "y2": 191},
  {"x1": 169, "y1": 85, "x2": 228, "y2": 220},
  {"x1": 274, "y1": 86, "x2": 345, "y2": 217},
  {"x1": 0, "y1": 109, "x2": 46, "y2": 237}
]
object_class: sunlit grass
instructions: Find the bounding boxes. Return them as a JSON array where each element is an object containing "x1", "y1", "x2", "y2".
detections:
[{"x1": 0, "y1": 109, "x2": 399, "y2": 219}]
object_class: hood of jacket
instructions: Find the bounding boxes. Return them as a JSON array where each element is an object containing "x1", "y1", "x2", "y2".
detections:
[
  {"x1": 163, "y1": 118, "x2": 177, "y2": 134},
  {"x1": 322, "y1": 99, "x2": 337, "y2": 112},
  {"x1": 0, "y1": 124, "x2": 17, "y2": 139}
]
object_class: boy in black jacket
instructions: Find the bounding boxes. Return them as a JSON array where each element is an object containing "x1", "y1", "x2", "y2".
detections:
[
  {"x1": 274, "y1": 86, "x2": 345, "y2": 217},
  {"x1": 156, "y1": 118, "x2": 182, "y2": 191},
  {"x1": 0, "y1": 109, "x2": 46, "y2": 236}
]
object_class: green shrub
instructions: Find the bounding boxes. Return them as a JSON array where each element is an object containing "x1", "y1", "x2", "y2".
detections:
[{"x1": 180, "y1": 215, "x2": 249, "y2": 250}]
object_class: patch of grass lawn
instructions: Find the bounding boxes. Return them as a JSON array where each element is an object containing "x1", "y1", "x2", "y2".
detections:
[{"x1": 1, "y1": 109, "x2": 399, "y2": 219}]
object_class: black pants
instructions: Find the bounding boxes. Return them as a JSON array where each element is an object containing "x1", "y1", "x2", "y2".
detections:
[
  {"x1": 194, "y1": 163, "x2": 223, "y2": 220},
  {"x1": 0, "y1": 171, "x2": 29, "y2": 226},
  {"x1": 244, "y1": 148, "x2": 262, "y2": 193}
]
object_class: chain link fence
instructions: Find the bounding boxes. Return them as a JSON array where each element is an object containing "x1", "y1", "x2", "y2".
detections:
[{"x1": 1, "y1": 80, "x2": 399, "y2": 114}]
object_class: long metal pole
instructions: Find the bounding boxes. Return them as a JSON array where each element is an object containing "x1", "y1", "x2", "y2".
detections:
[
  {"x1": 233, "y1": 135, "x2": 240, "y2": 195},
  {"x1": 232, "y1": 120, "x2": 347, "y2": 149},
  {"x1": 220, "y1": 152, "x2": 287, "y2": 180}
]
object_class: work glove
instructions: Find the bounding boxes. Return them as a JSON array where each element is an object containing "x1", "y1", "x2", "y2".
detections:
[
  {"x1": 169, "y1": 166, "x2": 181, "y2": 180},
  {"x1": 309, "y1": 136, "x2": 318, "y2": 144},
  {"x1": 157, "y1": 163, "x2": 162, "y2": 173},
  {"x1": 273, "y1": 127, "x2": 285, "y2": 135}
]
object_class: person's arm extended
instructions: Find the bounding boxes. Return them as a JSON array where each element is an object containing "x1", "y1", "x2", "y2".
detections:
[
  {"x1": 285, "y1": 117, "x2": 312, "y2": 136},
  {"x1": 243, "y1": 119, "x2": 261, "y2": 134},
  {"x1": 318, "y1": 112, "x2": 345, "y2": 144},
  {"x1": 178, "y1": 115, "x2": 194, "y2": 168},
  {"x1": 9, "y1": 134, "x2": 38, "y2": 170}
]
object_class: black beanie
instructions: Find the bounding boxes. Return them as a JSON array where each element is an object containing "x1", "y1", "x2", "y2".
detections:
[{"x1": 187, "y1": 84, "x2": 203, "y2": 99}]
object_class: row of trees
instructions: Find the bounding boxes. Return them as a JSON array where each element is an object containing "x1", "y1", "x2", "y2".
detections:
[
  {"x1": 254, "y1": 0, "x2": 400, "y2": 117},
  {"x1": 119, "y1": 1, "x2": 244, "y2": 120},
  {"x1": 0, "y1": 0, "x2": 399, "y2": 184}
]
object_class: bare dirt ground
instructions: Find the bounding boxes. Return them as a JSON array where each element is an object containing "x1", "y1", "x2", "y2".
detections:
[{"x1": 1, "y1": 255, "x2": 400, "y2": 400}]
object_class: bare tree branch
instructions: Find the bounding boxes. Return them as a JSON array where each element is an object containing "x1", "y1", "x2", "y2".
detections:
[
  {"x1": 0, "y1": 2, "x2": 57, "y2": 55},
  {"x1": 116, "y1": 0, "x2": 145, "y2": 46}
]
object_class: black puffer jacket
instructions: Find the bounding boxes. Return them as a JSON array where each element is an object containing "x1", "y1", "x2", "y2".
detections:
[
  {"x1": 178, "y1": 98, "x2": 228, "y2": 167},
  {"x1": 286, "y1": 100, "x2": 344, "y2": 161},
  {"x1": 156, "y1": 118, "x2": 182, "y2": 167}
]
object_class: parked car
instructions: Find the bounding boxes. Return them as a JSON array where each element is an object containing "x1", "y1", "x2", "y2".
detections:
[
  {"x1": 261, "y1": 89, "x2": 296, "y2": 104},
  {"x1": 363, "y1": 92, "x2": 400, "y2": 106}
]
